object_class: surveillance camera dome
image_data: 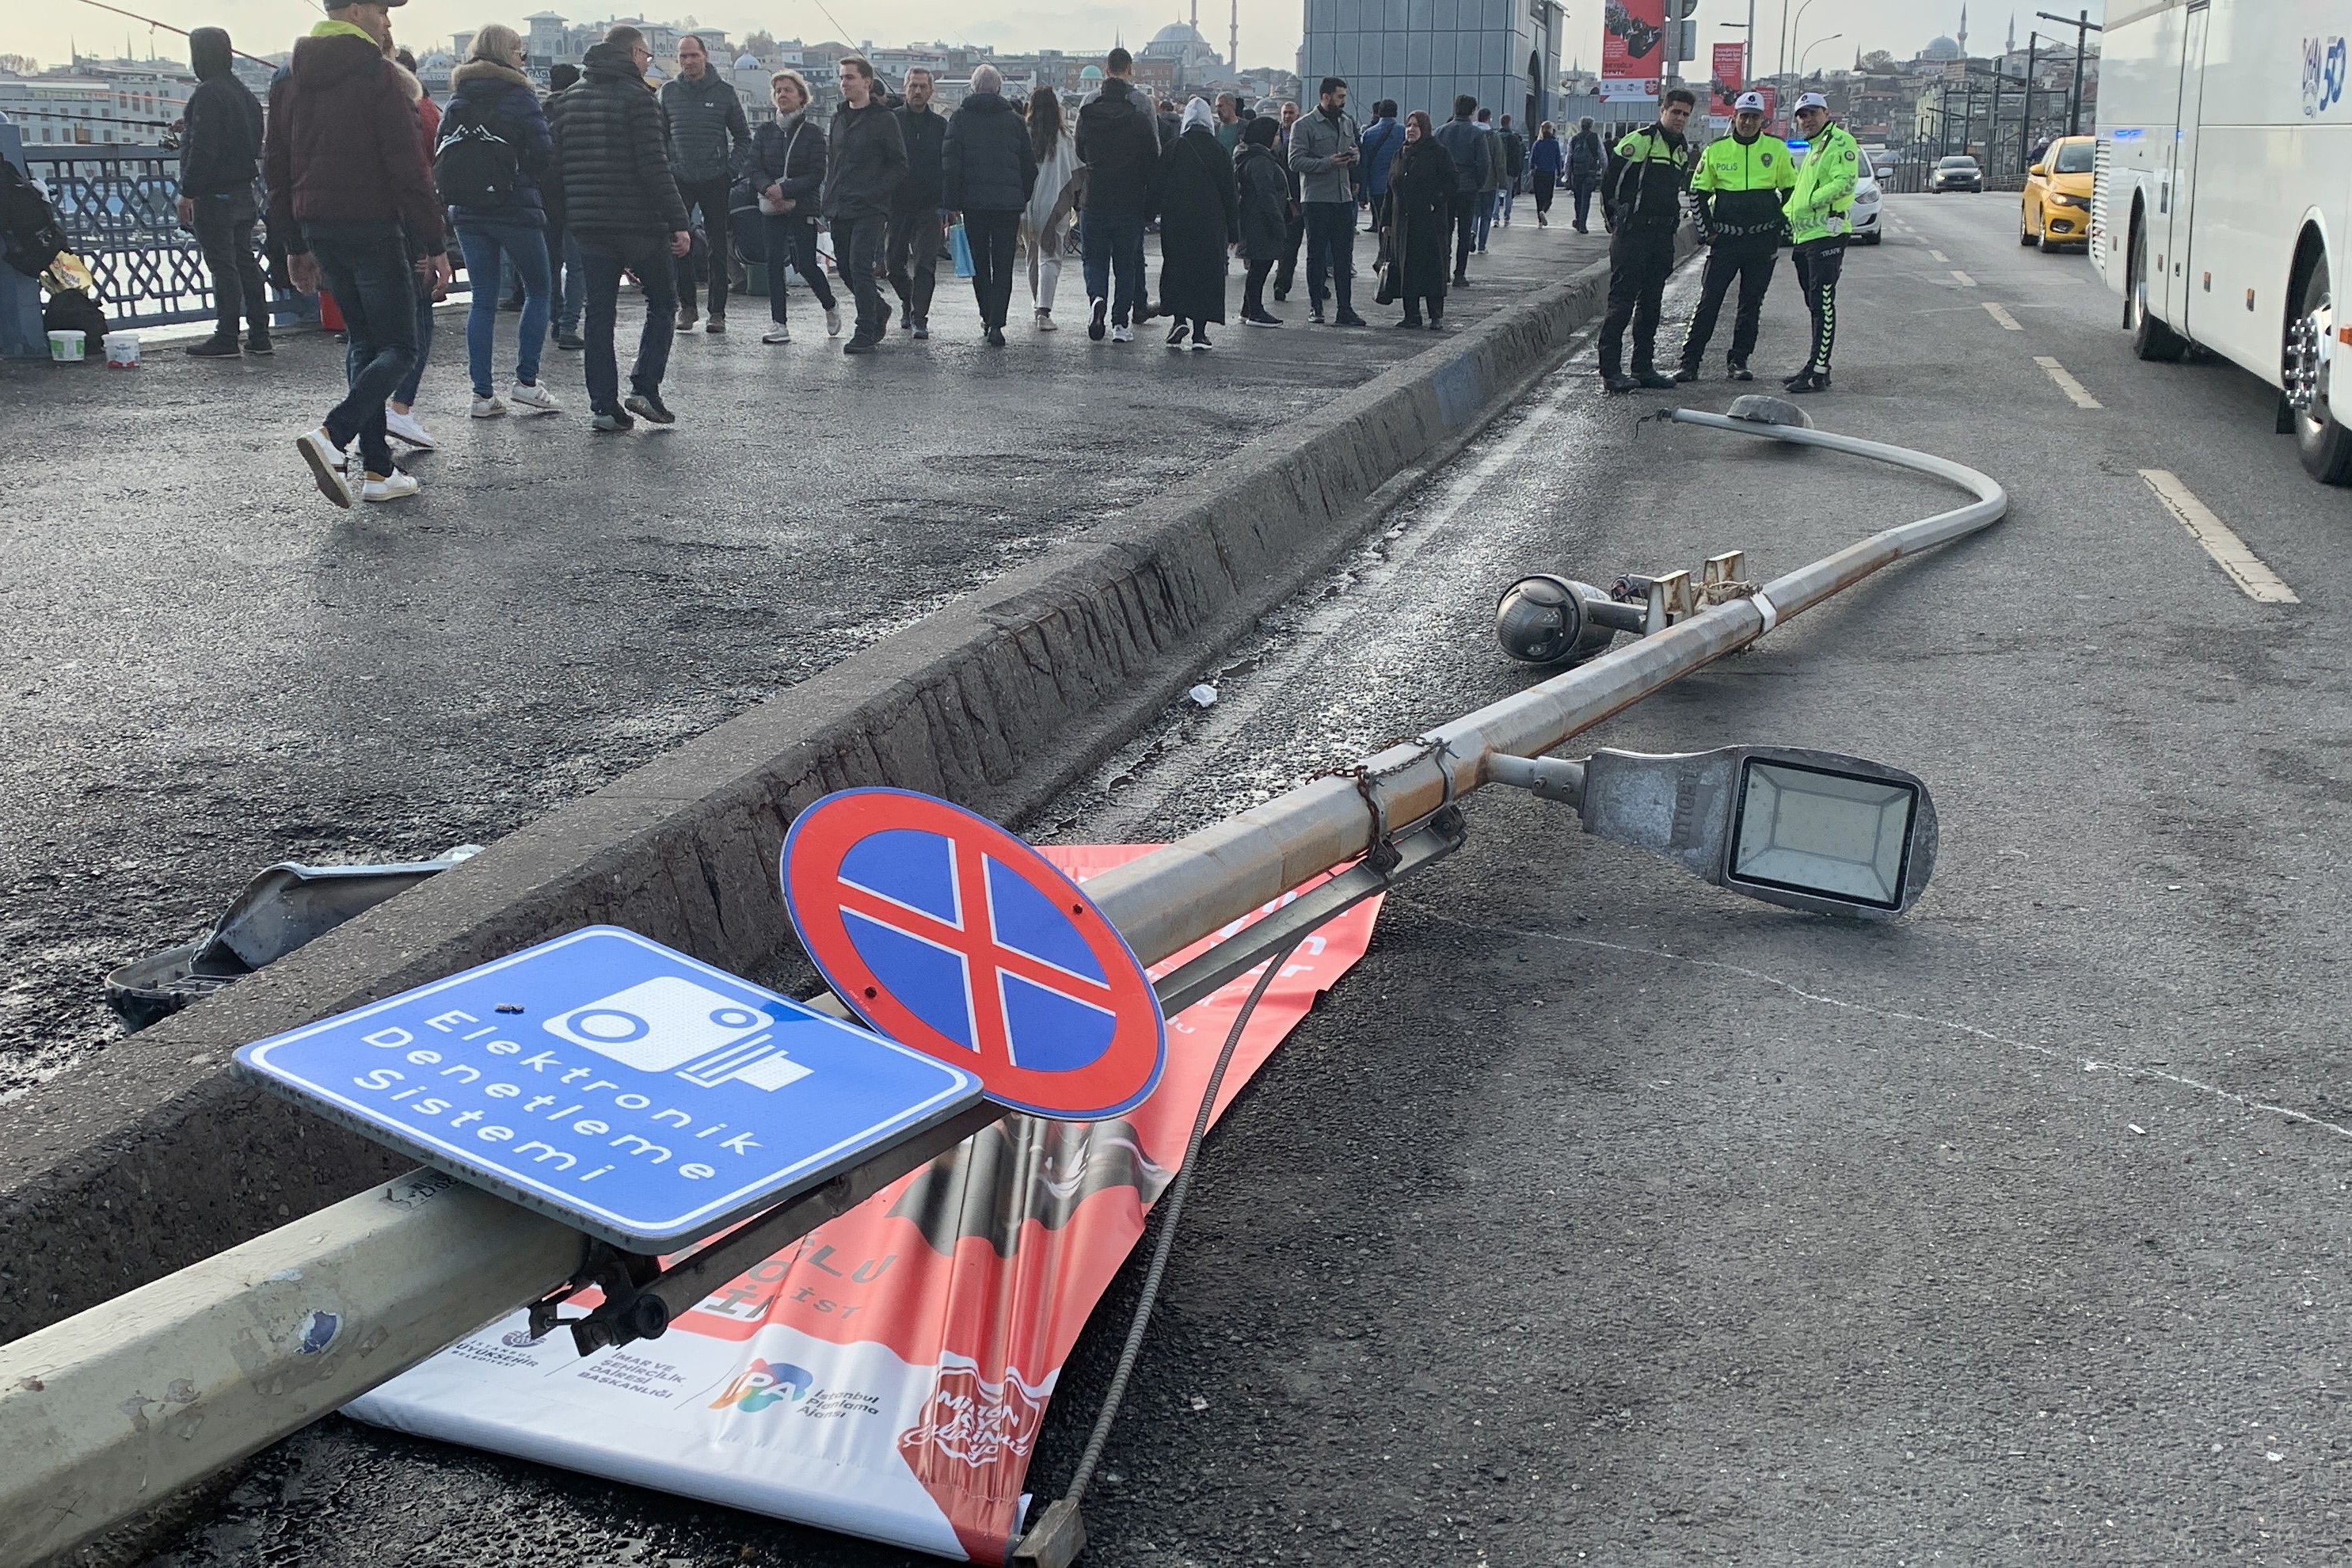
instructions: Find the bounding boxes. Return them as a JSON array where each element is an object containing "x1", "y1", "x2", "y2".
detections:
[{"x1": 1495, "y1": 575, "x2": 1617, "y2": 666}]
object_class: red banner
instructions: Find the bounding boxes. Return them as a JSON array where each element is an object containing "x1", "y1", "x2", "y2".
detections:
[
  {"x1": 1600, "y1": 0, "x2": 1667, "y2": 101},
  {"x1": 1711, "y1": 40, "x2": 1746, "y2": 115}
]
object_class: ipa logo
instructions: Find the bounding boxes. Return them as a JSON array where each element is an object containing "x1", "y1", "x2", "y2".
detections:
[{"x1": 710, "y1": 1358, "x2": 813, "y2": 1413}]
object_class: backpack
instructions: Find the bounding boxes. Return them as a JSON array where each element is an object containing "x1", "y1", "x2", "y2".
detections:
[
  {"x1": 432, "y1": 97, "x2": 519, "y2": 210},
  {"x1": 0, "y1": 157, "x2": 68, "y2": 280}
]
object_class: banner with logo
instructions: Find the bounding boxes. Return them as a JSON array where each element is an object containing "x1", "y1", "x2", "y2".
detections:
[
  {"x1": 1600, "y1": 0, "x2": 1667, "y2": 101},
  {"x1": 347, "y1": 845, "x2": 1383, "y2": 1562},
  {"x1": 1711, "y1": 40, "x2": 1746, "y2": 115}
]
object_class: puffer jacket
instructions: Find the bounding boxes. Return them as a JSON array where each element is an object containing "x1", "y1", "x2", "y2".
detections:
[
  {"x1": 659, "y1": 67, "x2": 748, "y2": 184},
  {"x1": 823, "y1": 97, "x2": 908, "y2": 222},
  {"x1": 1075, "y1": 78, "x2": 1159, "y2": 215},
  {"x1": 444, "y1": 59, "x2": 554, "y2": 222},
  {"x1": 748, "y1": 111, "x2": 824, "y2": 211},
  {"x1": 263, "y1": 22, "x2": 443, "y2": 253},
  {"x1": 549, "y1": 39, "x2": 687, "y2": 238},
  {"x1": 942, "y1": 90, "x2": 1035, "y2": 213},
  {"x1": 1234, "y1": 140, "x2": 1288, "y2": 261}
]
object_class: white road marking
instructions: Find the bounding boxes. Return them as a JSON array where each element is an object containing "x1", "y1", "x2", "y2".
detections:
[
  {"x1": 1930, "y1": 249, "x2": 1950, "y2": 262},
  {"x1": 1983, "y1": 301, "x2": 2023, "y2": 330},
  {"x1": 2034, "y1": 354, "x2": 2101, "y2": 407},
  {"x1": 1950, "y1": 269, "x2": 1977, "y2": 287},
  {"x1": 2140, "y1": 469, "x2": 2302, "y2": 604}
]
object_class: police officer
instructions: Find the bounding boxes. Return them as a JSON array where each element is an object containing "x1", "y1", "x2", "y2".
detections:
[
  {"x1": 1676, "y1": 91, "x2": 1794, "y2": 383},
  {"x1": 1597, "y1": 86, "x2": 1696, "y2": 392},
  {"x1": 1783, "y1": 90, "x2": 1860, "y2": 394}
]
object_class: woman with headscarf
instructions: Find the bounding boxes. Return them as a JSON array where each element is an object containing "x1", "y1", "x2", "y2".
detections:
[
  {"x1": 1021, "y1": 85, "x2": 1081, "y2": 330},
  {"x1": 1232, "y1": 115, "x2": 1288, "y2": 327},
  {"x1": 1381, "y1": 110, "x2": 1451, "y2": 330},
  {"x1": 1152, "y1": 97, "x2": 1238, "y2": 349}
]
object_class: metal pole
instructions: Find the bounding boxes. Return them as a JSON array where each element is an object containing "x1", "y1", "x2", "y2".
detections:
[
  {"x1": 2023, "y1": 35, "x2": 2040, "y2": 170},
  {"x1": 2069, "y1": 10, "x2": 2086, "y2": 135},
  {"x1": 0, "y1": 413, "x2": 2008, "y2": 1568}
]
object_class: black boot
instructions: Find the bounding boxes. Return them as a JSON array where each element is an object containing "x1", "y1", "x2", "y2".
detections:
[
  {"x1": 1672, "y1": 362, "x2": 1701, "y2": 384},
  {"x1": 1601, "y1": 368, "x2": 1639, "y2": 393},
  {"x1": 1727, "y1": 356, "x2": 1753, "y2": 382},
  {"x1": 1635, "y1": 367, "x2": 1676, "y2": 390},
  {"x1": 1784, "y1": 368, "x2": 1832, "y2": 394},
  {"x1": 185, "y1": 333, "x2": 242, "y2": 357}
]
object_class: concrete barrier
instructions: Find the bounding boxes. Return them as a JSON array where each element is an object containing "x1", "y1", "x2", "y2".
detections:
[{"x1": 0, "y1": 239, "x2": 1681, "y2": 1344}]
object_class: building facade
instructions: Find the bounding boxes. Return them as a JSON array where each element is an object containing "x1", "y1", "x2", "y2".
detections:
[{"x1": 1299, "y1": 0, "x2": 1563, "y2": 130}]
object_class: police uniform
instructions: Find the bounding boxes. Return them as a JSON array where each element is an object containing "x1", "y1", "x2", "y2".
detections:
[
  {"x1": 1597, "y1": 120, "x2": 1694, "y2": 384},
  {"x1": 1680, "y1": 113, "x2": 1794, "y2": 379},
  {"x1": 1783, "y1": 107, "x2": 1861, "y2": 389}
]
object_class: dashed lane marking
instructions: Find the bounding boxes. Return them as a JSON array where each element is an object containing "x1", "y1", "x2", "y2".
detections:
[
  {"x1": 1950, "y1": 269, "x2": 1977, "y2": 287},
  {"x1": 2141, "y1": 469, "x2": 2301, "y2": 604},
  {"x1": 1983, "y1": 301, "x2": 2023, "y2": 330},
  {"x1": 2034, "y1": 354, "x2": 2101, "y2": 407},
  {"x1": 1930, "y1": 249, "x2": 1949, "y2": 261}
]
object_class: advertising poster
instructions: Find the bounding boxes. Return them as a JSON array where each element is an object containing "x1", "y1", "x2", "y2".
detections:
[
  {"x1": 1711, "y1": 40, "x2": 1747, "y2": 113},
  {"x1": 1601, "y1": 0, "x2": 1668, "y2": 101},
  {"x1": 348, "y1": 844, "x2": 1385, "y2": 1563}
]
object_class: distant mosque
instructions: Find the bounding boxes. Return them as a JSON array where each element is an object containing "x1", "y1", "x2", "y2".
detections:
[
  {"x1": 1141, "y1": 2, "x2": 1240, "y2": 73},
  {"x1": 1920, "y1": 3, "x2": 1971, "y2": 62}
]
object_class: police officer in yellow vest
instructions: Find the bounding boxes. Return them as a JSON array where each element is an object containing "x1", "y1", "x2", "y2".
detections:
[
  {"x1": 1597, "y1": 86, "x2": 1695, "y2": 392},
  {"x1": 1783, "y1": 90, "x2": 1860, "y2": 394},
  {"x1": 1676, "y1": 91, "x2": 1794, "y2": 383}
]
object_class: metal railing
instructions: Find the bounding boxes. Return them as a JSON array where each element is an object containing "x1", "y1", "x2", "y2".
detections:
[{"x1": 23, "y1": 147, "x2": 257, "y2": 329}]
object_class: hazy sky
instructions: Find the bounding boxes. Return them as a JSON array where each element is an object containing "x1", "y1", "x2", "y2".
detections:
[{"x1": 11, "y1": 0, "x2": 2092, "y2": 77}]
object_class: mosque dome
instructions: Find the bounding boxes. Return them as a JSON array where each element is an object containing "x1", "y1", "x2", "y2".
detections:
[{"x1": 1922, "y1": 36, "x2": 1962, "y2": 61}]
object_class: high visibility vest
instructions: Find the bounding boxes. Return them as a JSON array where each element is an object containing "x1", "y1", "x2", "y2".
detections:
[
  {"x1": 1692, "y1": 132, "x2": 1795, "y2": 239},
  {"x1": 1785, "y1": 120, "x2": 1861, "y2": 245}
]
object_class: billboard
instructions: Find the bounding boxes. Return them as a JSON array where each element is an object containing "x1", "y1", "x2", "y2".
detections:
[
  {"x1": 1711, "y1": 40, "x2": 1747, "y2": 114},
  {"x1": 1601, "y1": 0, "x2": 1667, "y2": 101}
]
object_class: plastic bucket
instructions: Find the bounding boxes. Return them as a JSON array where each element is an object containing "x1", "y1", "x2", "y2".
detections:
[
  {"x1": 103, "y1": 332, "x2": 141, "y2": 368},
  {"x1": 48, "y1": 329, "x2": 86, "y2": 363}
]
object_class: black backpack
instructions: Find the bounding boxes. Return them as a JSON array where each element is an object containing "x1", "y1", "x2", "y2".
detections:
[
  {"x1": 0, "y1": 157, "x2": 68, "y2": 280},
  {"x1": 433, "y1": 97, "x2": 519, "y2": 209}
]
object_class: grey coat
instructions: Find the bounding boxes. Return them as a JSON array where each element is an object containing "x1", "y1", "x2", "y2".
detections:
[{"x1": 1286, "y1": 105, "x2": 1361, "y2": 204}]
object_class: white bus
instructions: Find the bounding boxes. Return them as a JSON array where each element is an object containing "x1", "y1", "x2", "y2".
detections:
[{"x1": 2094, "y1": 0, "x2": 2352, "y2": 483}]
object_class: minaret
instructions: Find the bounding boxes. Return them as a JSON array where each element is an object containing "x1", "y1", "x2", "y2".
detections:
[
  {"x1": 1958, "y1": 4, "x2": 1969, "y2": 56},
  {"x1": 2007, "y1": 12, "x2": 2016, "y2": 55},
  {"x1": 1229, "y1": 0, "x2": 1239, "y2": 71}
]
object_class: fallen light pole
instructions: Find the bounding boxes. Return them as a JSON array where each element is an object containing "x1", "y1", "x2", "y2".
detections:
[{"x1": 0, "y1": 405, "x2": 2005, "y2": 1568}]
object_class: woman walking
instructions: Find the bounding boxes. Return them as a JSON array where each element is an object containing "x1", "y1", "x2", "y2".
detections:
[
  {"x1": 1528, "y1": 120, "x2": 1562, "y2": 227},
  {"x1": 748, "y1": 69, "x2": 839, "y2": 344},
  {"x1": 1383, "y1": 111, "x2": 1451, "y2": 330},
  {"x1": 1153, "y1": 97, "x2": 1238, "y2": 350},
  {"x1": 942, "y1": 63, "x2": 1036, "y2": 347},
  {"x1": 1233, "y1": 116, "x2": 1288, "y2": 327},
  {"x1": 443, "y1": 25, "x2": 561, "y2": 420},
  {"x1": 1020, "y1": 86, "x2": 1080, "y2": 331}
]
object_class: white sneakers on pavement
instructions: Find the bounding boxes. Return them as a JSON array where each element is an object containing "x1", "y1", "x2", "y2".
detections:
[
  {"x1": 470, "y1": 395, "x2": 506, "y2": 419},
  {"x1": 295, "y1": 425, "x2": 352, "y2": 509},
  {"x1": 384, "y1": 407, "x2": 436, "y2": 450},
  {"x1": 1110, "y1": 323, "x2": 1134, "y2": 344},
  {"x1": 508, "y1": 380, "x2": 561, "y2": 414},
  {"x1": 1036, "y1": 308, "x2": 1056, "y2": 332},
  {"x1": 763, "y1": 325, "x2": 791, "y2": 343},
  {"x1": 360, "y1": 469, "x2": 421, "y2": 504}
]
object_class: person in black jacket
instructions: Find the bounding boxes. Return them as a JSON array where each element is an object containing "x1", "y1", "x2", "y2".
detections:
[
  {"x1": 1383, "y1": 112, "x2": 1452, "y2": 329},
  {"x1": 942, "y1": 64, "x2": 1036, "y2": 347},
  {"x1": 1597, "y1": 87, "x2": 1695, "y2": 392},
  {"x1": 1234, "y1": 116, "x2": 1288, "y2": 326},
  {"x1": 1154, "y1": 99, "x2": 1237, "y2": 350},
  {"x1": 444, "y1": 27, "x2": 559, "y2": 417},
  {"x1": 550, "y1": 26, "x2": 691, "y2": 430},
  {"x1": 886, "y1": 67, "x2": 947, "y2": 338},
  {"x1": 748, "y1": 68, "x2": 837, "y2": 344},
  {"x1": 1073, "y1": 48, "x2": 1159, "y2": 342},
  {"x1": 177, "y1": 26, "x2": 268, "y2": 357},
  {"x1": 824, "y1": 55, "x2": 909, "y2": 353}
]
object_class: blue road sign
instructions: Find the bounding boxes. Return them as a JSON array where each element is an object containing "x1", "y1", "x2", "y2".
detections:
[{"x1": 234, "y1": 927, "x2": 984, "y2": 1250}]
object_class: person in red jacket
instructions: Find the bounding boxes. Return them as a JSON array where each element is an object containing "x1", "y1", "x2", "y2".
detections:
[{"x1": 265, "y1": 0, "x2": 448, "y2": 508}]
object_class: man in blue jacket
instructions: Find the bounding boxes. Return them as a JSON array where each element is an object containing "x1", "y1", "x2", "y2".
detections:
[{"x1": 1357, "y1": 99, "x2": 1401, "y2": 234}]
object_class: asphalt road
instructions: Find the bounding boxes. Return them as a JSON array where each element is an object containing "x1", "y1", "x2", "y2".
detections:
[
  {"x1": 126, "y1": 192, "x2": 2352, "y2": 1565},
  {"x1": 0, "y1": 217, "x2": 1604, "y2": 1102}
]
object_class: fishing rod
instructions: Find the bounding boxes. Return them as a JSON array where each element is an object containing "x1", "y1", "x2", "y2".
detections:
[{"x1": 73, "y1": 0, "x2": 278, "y2": 67}]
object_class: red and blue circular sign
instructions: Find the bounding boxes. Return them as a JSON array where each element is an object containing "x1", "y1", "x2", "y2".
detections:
[{"x1": 781, "y1": 789, "x2": 1166, "y2": 1121}]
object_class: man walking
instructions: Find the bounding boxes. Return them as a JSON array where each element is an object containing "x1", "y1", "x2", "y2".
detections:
[
  {"x1": 886, "y1": 67, "x2": 946, "y2": 339},
  {"x1": 1596, "y1": 86, "x2": 1695, "y2": 392},
  {"x1": 552, "y1": 25, "x2": 691, "y2": 428},
  {"x1": 825, "y1": 55, "x2": 908, "y2": 354},
  {"x1": 1472, "y1": 107, "x2": 1503, "y2": 252},
  {"x1": 1495, "y1": 113, "x2": 1526, "y2": 228},
  {"x1": 180, "y1": 26, "x2": 269, "y2": 358},
  {"x1": 1566, "y1": 115, "x2": 1604, "y2": 233},
  {"x1": 942, "y1": 63, "x2": 1035, "y2": 347},
  {"x1": 1433, "y1": 96, "x2": 1485, "y2": 284},
  {"x1": 1677, "y1": 90, "x2": 1793, "y2": 382},
  {"x1": 268, "y1": 0, "x2": 447, "y2": 506},
  {"x1": 1782, "y1": 91, "x2": 1859, "y2": 394},
  {"x1": 1290, "y1": 76, "x2": 1366, "y2": 327},
  {"x1": 1357, "y1": 98, "x2": 1401, "y2": 237},
  {"x1": 1074, "y1": 47, "x2": 1157, "y2": 343},
  {"x1": 660, "y1": 34, "x2": 748, "y2": 334}
]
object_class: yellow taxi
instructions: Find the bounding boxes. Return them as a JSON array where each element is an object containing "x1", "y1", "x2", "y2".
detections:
[{"x1": 2021, "y1": 135, "x2": 2095, "y2": 249}]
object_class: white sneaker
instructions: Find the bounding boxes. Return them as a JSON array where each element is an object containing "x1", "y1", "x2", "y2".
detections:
[
  {"x1": 763, "y1": 323, "x2": 792, "y2": 344},
  {"x1": 508, "y1": 380, "x2": 562, "y2": 414},
  {"x1": 384, "y1": 407, "x2": 437, "y2": 450},
  {"x1": 824, "y1": 303, "x2": 843, "y2": 337},
  {"x1": 295, "y1": 425, "x2": 352, "y2": 509},
  {"x1": 360, "y1": 468, "x2": 421, "y2": 503},
  {"x1": 1035, "y1": 309, "x2": 1056, "y2": 332},
  {"x1": 1110, "y1": 323, "x2": 1134, "y2": 344},
  {"x1": 470, "y1": 395, "x2": 507, "y2": 419}
]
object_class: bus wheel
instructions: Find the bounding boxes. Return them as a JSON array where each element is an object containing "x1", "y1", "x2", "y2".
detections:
[
  {"x1": 2128, "y1": 211, "x2": 2186, "y2": 362},
  {"x1": 2288, "y1": 261, "x2": 2352, "y2": 485}
]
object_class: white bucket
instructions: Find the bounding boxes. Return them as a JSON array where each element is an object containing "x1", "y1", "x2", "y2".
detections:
[
  {"x1": 48, "y1": 329, "x2": 86, "y2": 363},
  {"x1": 103, "y1": 331, "x2": 141, "y2": 368}
]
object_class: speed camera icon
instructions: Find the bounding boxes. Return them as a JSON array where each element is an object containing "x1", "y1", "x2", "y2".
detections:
[{"x1": 544, "y1": 976, "x2": 813, "y2": 1091}]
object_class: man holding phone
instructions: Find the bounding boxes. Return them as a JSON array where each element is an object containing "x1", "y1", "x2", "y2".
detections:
[{"x1": 1288, "y1": 74, "x2": 1368, "y2": 327}]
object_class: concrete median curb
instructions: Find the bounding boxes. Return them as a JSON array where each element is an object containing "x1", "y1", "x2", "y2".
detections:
[{"x1": 0, "y1": 236, "x2": 1685, "y2": 1344}]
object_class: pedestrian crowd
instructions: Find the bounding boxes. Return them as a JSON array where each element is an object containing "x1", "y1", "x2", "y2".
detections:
[{"x1": 169, "y1": 0, "x2": 1859, "y2": 509}]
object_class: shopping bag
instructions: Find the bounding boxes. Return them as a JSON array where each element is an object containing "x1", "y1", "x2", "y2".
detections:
[{"x1": 948, "y1": 221, "x2": 974, "y2": 279}]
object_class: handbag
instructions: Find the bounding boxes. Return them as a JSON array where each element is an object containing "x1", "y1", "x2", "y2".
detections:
[{"x1": 948, "y1": 221, "x2": 975, "y2": 279}]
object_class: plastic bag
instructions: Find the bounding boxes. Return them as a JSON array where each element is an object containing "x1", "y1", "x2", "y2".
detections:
[{"x1": 948, "y1": 221, "x2": 974, "y2": 279}]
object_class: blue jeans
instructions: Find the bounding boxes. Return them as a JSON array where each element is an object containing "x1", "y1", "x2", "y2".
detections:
[
  {"x1": 1476, "y1": 196, "x2": 1495, "y2": 250},
  {"x1": 578, "y1": 232, "x2": 677, "y2": 414},
  {"x1": 456, "y1": 220, "x2": 550, "y2": 397},
  {"x1": 1303, "y1": 201, "x2": 1354, "y2": 313},
  {"x1": 1081, "y1": 208, "x2": 1146, "y2": 326},
  {"x1": 302, "y1": 218, "x2": 416, "y2": 478}
]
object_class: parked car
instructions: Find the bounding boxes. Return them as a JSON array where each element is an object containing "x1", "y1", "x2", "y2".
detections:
[
  {"x1": 1931, "y1": 154, "x2": 1984, "y2": 192},
  {"x1": 1850, "y1": 162, "x2": 1883, "y2": 243},
  {"x1": 2019, "y1": 134, "x2": 2094, "y2": 249}
]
